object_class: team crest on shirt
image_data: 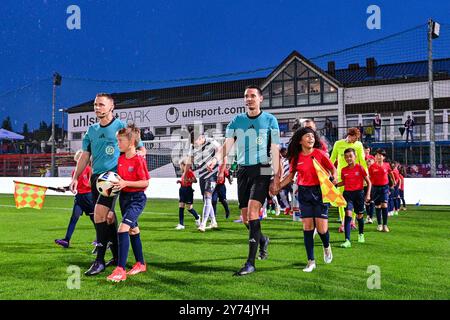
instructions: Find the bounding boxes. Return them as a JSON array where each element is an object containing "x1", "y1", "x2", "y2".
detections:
[
  {"x1": 105, "y1": 146, "x2": 115, "y2": 155},
  {"x1": 256, "y1": 137, "x2": 264, "y2": 145}
]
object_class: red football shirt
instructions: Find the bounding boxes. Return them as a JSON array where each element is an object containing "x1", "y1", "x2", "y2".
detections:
[
  {"x1": 392, "y1": 168, "x2": 400, "y2": 186},
  {"x1": 73, "y1": 166, "x2": 91, "y2": 194},
  {"x1": 290, "y1": 149, "x2": 335, "y2": 186},
  {"x1": 369, "y1": 162, "x2": 392, "y2": 186},
  {"x1": 399, "y1": 174, "x2": 405, "y2": 190},
  {"x1": 181, "y1": 169, "x2": 195, "y2": 187},
  {"x1": 341, "y1": 164, "x2": 367, "y2": 191},
  {"x1": 117, "y1": 154, "x2": 150, "y2": 192}
]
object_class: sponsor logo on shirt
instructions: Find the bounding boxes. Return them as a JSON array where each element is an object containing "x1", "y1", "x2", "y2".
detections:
[
  {"x1": 99, "y1": 133, "x2": 106, "y2": 139},
  {"x1": 128, "y1": 166, "x2": 134, "y2": 172}
]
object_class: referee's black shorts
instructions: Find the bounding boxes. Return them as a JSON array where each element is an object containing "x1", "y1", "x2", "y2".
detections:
[
  {"x1": 90, "y1": 173, "x2": 118, "y2": 210},
  {"x1": 236, "y1": 164, "x2": 272, "y2": 209}
]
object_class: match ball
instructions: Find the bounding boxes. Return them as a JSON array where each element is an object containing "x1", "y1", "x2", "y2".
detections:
[{"x1": 96, "y1": 171, "x2": 121, "y2": 197}]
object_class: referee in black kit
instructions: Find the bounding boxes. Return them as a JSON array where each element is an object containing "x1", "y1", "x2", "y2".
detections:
[{"x1": 219, "y1": 85, "x2": 280, "y2": 276}]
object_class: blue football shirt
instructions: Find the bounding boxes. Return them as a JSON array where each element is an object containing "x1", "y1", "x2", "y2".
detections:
[
  {"x1": 82, "y1": 118, "x2": 144, "y2": 174},
  {"x1": 225, "y1": 111, "x2": 280, "y2": 166}
]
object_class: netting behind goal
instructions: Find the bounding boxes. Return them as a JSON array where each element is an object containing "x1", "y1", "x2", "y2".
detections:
[{"x1": 142, "y1": 137, "x2": 227, "y2": 178}]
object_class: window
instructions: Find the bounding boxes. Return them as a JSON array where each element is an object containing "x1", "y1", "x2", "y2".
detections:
[
  {"x1": 268, "y1": 59, "x2": 339, "y2": 108},
  {"x1": 296, "y1": 79, "x2": 308, "y2": 105},
  {"x1": 347, "y1": 119, "x2": 359, "y2": 128},
  {"x1": 284, "y1": 62, "x2": 295, "y2": 79},
  {"x1": 262, "y1": 87, "x2": 270, "y2": 108},
  {"x1": 296, "y1": 61, "x2": 308, "y2": 77},
  {"x1": 155, "y1": 127, "x2": 167, "y2": 136},
  {"x1": 272, "y1": 82, "x2": 283, "y2": 107},
  {"x1": 72, "y1": 132, "x2": 83, "y2": 140},
  {"x1": 203, "y1": 124, "x2": 217, "y2": 135},
  {"x1": 309, "y1": 78, "x2": 321, "y2": 104},
  {"x1": 284, "y1": 80, "x2": 295, "y2": 106},
  {"x1": 323, "y1": 81, "x2": 338, "y2": 103},
  {"x1": 435, "y1": 114, "x2": 443, "y2": 137},
  {"x1": 170, "y1": 126, "x2": 181, "y2": 134}
]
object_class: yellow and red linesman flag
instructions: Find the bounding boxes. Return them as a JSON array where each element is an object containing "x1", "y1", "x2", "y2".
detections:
[
  {"x1": 13, "y1": 181, "x2": 48, "y2": 210},
  {"x1": 312, "y1": 158, "x2": 347, "y2": 208}
]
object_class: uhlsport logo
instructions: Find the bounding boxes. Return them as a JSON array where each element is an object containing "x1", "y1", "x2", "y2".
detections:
[{"x1": 166, "y1": 107, "x2": 179, "y2": 123}]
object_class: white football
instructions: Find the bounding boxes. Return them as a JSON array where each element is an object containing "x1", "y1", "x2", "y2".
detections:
[{"x1": 96, "y1": 171, "x2": 121, "y2": 197}]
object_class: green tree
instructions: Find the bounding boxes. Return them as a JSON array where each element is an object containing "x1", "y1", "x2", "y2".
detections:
[
  {"x1": 1, "y1": 116, "x2": 13, "y2": 131},
  {"x1": 22, "y1": 123, "x2": 30, "y2": 139}
]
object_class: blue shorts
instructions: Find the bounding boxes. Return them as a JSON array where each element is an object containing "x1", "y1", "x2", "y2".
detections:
[
  {"x1": 297, "y1": 185, "x2": 328, "y2": 219},
  {"x1": 74, "y1": 192, "x2": 95, "y2": 216},
  {"x1": 372, "y1": 185, "x2": 389, "y2": 206},
  {"x1": 390, "y1": 186, "x2": 399, "y2": 198},
  {"x1": 119, "y1": 191, "x2": 146, "y2": 228},
  {"x1": 179, "y1": 186, "x2": 194, "y2": 204},
  {"x1": 212, "y1": 184, "x2": 227, "y2": 202},
  {"x1": 199, "y1": 176, "x2": 217, "y2": 196},
  {"x1": 343, "y1": 190, "x2": 365, "y2": 214}
]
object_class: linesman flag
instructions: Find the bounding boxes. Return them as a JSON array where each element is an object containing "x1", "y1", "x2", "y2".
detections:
[
  {"x1": 14, "y1": 181, "x2": 48, "y2": 210},
  {"x1": 312, "y1": 158, "x2": 347, "y2": 208}
]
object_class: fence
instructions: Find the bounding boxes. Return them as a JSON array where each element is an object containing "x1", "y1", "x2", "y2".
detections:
[{"x1": 0, "y1": 153, "x2": 75, "y2": 177}]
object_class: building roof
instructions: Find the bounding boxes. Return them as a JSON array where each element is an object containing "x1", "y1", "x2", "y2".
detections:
[
  {"x1": 333, "y1": 57, "x2": 450, "y2": 86},
  {"x1": 67, "y1": 52, "x2": 450, "y2": 113},
  {"x1": 260, "y1": 50, "x2": 343, "y2": 89},
  {"x1": 67, "y1": 77, "x2": 265, "y2": 113}
]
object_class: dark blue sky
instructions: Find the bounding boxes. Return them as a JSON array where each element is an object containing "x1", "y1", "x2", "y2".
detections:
[{"x1": 1, "y1": 0, "x2": 449, "y2": 132}]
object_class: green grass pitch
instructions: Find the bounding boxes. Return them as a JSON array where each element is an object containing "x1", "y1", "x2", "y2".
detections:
[{"x1": 0, "y1": 194, "x2": 449, "y2": 300}]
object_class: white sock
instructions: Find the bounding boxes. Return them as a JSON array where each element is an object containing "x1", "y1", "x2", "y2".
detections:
[{"x1": 202, "y1": 199, "x2": 211, "y2": 226}]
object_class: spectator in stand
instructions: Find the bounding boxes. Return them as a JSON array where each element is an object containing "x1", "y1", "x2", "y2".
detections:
[
  {"x1": 404, "y1": 116, "x2": 415, "y2": 143},
  {"x1": 373, "y1": 114, "x2": 382, "y2": 142},
  {"x1": 44, "y1": 164, "x2": 52, "y2": 177},
  {"x1": 358, "y1": 123, "x2": 364, "y2": 141},
  {"x1": 364, "y1": 125, "x2": 374, "y2": 143}
]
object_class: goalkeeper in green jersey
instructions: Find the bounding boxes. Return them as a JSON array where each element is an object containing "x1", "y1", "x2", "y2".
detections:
[{"x1": 330, "y1": 128, "x2": 368, "y2": 232}]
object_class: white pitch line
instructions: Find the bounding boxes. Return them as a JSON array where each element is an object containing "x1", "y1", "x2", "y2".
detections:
[{"x1": 0, "y1": 204, "x2": 295, "y2": 221}]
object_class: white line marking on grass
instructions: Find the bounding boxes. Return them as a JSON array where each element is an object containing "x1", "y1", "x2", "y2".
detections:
[{"x1": 0, "y1": 204, "x2": 294, "y2": 220}]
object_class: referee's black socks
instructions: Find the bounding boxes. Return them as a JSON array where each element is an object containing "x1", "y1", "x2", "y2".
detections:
[
  {"x1": 245, "y1": 221, "x2": 267, "y2": 249},
  {"x1": 247, "y1": 219, "x2": 261, "y2": 266},
  {"x1": 95, "y1": 222, "x2": 108, "y2": 264}
]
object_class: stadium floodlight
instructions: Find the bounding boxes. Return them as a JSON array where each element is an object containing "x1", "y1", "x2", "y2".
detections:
[
  {"x1": 431, "y1": 21, "x2": 440, "y2": 39},
  {"x1": 428, "y1": 19, "x2": 440, "y2": 177},
  {"x1": 58, "y1": 108, "x2": 66, "y2": 147},
  {"x1": 51, "y1": 73, "x2": 62, "y2": 177}
]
